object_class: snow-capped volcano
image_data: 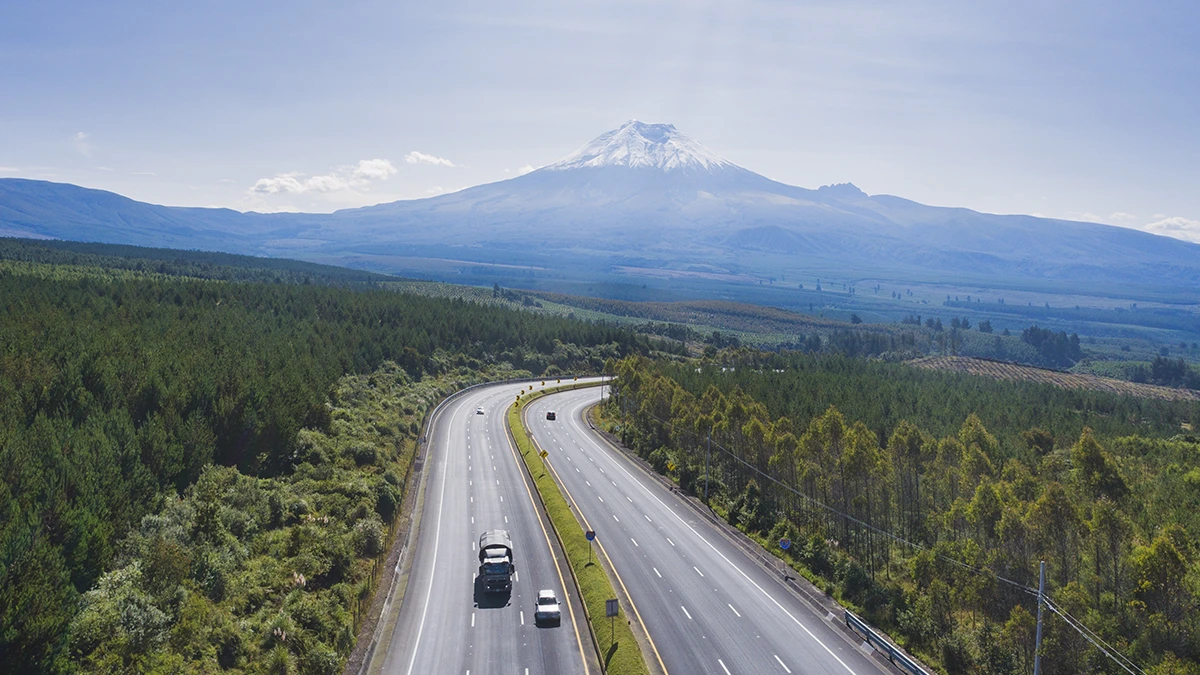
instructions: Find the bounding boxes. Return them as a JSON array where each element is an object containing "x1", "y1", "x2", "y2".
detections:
[
  {"x1": 5, "y1": 119, "x2": 1199, "y2": 291},
  {"x1": 546, "y1": 120, "x2": 733, "y2": 172}
]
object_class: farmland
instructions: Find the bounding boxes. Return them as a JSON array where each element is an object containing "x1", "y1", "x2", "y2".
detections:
[{"x1": 909, "y1": 355, "x2": 1200, "y2": 402}]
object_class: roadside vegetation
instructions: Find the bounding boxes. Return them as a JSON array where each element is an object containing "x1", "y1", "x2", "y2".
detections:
[
  {"x1": 68, "y1": 365, "x2": 459, "y2": 673},
  {"x1": 603, "y1": 353, "x2": 1200, "y2": 674}
]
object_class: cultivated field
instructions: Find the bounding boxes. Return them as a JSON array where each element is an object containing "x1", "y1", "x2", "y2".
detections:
[{"x1": 908, "y1": 356, "x2": 1200, "y2": 402}]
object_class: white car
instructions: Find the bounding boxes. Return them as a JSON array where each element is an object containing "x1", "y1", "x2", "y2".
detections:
[
  {"x1": 475, "y1": 407, "x2": 485, "y2": 415},
  {"x1": 534, "y1": 589, "x2": 561, "y2": 625}
]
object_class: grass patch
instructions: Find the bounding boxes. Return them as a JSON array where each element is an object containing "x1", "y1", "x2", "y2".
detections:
[{"x1": 507, "y1": 386, "x2": 651, "y2": 675}]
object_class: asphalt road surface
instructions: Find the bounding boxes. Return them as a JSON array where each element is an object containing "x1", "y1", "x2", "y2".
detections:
[
  {"x1": 527, "y1": 386, "x2": 888, "y2": 675},
  {"x1": 377, "y1": 380, "x2": 593, "y2": 675}
]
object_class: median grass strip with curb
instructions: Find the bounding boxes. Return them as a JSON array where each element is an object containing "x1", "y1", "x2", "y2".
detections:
[{"x1": 508, "y1": 386, "x2": 651, "y2": 675}]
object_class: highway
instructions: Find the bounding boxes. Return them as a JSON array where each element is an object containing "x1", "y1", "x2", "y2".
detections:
[
  {"x1": 525, "y1": 386, "x2": 887, "y2": 675},
  {"x1": 376, "y1": 380, "x2": 593, "y2": 675}
]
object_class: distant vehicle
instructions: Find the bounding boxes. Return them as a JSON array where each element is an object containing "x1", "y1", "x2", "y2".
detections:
[
  {"x1": 546, "y1": 411, "x2": 557, "y2": 420},
  {"x1": 535, "y1": 589, "x2": 561, "y2": 625},
  {"x1": 478, "y1": 530, "x2": 514, "y2": 594},
  {"x1": 476, "y1": 406, "x2": 485, "y2": 415}
]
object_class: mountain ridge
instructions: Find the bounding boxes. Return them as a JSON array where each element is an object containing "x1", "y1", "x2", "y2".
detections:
[{"x1": 2, "y1": 121, "x2": 1199, "y2": 295}]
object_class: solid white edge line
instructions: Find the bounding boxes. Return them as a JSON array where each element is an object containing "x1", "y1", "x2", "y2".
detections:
[{"x1": 403, "y1": 396, "x2": 457, "y2": 675}]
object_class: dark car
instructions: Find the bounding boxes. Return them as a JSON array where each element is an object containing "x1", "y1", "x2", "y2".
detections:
[{"x1": 546, "y1": 411, "x2": 557, "y2": 420}]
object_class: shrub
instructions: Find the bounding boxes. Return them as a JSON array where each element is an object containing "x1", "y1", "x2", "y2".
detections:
[{"x1": 353, "y1": 517, "x2": 385, "y2": 557}]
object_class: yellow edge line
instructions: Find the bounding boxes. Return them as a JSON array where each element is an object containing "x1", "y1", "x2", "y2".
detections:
[
  {"x1": 528, "y1": 404, "x2": 670, "y2": 675},
  {"x1": 505, "y1": 403, "x2": 591, "y2": 675}
]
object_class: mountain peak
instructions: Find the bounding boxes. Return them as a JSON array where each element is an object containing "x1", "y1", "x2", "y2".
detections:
[
  {"x1": 546, "y1": 120, "x2": 733, "y2": 172},
  {"x1": 816, "y1": 182, "x2": 867, "y2": 199}
]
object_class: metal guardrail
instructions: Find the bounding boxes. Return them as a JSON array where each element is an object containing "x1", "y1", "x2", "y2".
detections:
[{"x1": 845, "y1": 610, "x2": 929, "y2": 675}]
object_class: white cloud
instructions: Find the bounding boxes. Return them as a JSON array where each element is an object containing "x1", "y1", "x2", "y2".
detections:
[
  {"x1": 405, "y1": 151, "x2": 457, "y2": 167},
  {"x1": 251, "y1": 158, "x2": 398, "y2": 195},
  {"x1": 1141, "y1": 216, "x2": 1200, "y2": 244},
  {"x1": 96, "y1": 166, "x2": 114, "y2": 172},
  {"x1": 71, "y1": 131, "x2": 94, "y2": 157},
  {"x1": 517, "y1": 164, "x2": 535, "y2": 175},
  {"x1": 352, "y1": 158, "x2": 398, "y2": 180},
  {"x1": 1108, "y1": 211, "x2": 1139, "y2": 222}
]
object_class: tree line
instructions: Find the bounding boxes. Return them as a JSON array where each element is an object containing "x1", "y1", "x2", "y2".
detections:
[{"x1": 605, "y1": 353, "x2": 1200, "y2": 674}]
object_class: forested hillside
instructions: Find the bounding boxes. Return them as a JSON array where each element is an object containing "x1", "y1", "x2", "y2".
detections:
[
  {"x1": 0, "y1": 256, "x2": 670, "y2": 673},
  {"x1": 605, "y1": 353, "x2": 1200, "y2": 674},
  {"x1": 0, "y1": 238, "x2": 397, "y2": 285}
]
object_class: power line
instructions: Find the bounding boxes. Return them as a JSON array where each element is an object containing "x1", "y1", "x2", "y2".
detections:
[{"x1": 1042, "y1": 598, "x2": 1145, "y2": 675}]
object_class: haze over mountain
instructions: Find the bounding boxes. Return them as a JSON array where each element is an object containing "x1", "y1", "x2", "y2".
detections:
[{"x1": 3, "y1": 120, "x2": 1198, "y2": 296}]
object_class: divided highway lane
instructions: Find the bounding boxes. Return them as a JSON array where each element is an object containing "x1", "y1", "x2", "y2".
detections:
[
  {"x1": 377, "y1": 381, "x2": 594, "y2": 675},
  {"x1": 527, "y1": 387, "x2": 887, "y2": 675}
]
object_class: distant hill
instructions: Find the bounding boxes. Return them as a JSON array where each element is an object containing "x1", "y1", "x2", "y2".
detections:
[
  {"x1": 0, "y1": 238, "x2": 398, "y2": 285},
  {"x1": 4, "y1": 120, "x2": 1200, "y2": 299}
]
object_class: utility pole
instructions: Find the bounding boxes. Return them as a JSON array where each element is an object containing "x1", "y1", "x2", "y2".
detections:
[
  {"x1": 1034, "y1": 560, "x2": 1046, "y2": 675},
  {"x1": 704, "y1": 429, "x2": 711, "y2": 503}
]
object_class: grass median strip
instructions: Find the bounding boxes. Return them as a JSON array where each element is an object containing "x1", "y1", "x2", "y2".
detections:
[{"x1": 508, "y1": 386, "x2": 651, "y2": 675}]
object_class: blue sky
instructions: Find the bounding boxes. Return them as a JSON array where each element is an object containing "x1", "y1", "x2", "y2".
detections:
[{"x1": 1, "y1": 0, "x2": 1198, "y2": 242}]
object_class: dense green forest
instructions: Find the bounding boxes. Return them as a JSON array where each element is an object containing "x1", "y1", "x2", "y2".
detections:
[
  {"x1": 0, "y1": 238, "x2": 396, "y2": 285},
  {"x1": 0, "y1": 257, "x2": 671, "y2": 673},
  {"x1": 604, "y1": 353, "x2": 1200, "y2": 674}
]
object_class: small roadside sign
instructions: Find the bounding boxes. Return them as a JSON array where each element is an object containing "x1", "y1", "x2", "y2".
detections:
[
  {"x1": 780, "y1": 537, "x2": 791, "y2": 550},
  {"x1": 667, "y1": 462, "x2": 676, "y2": 471},
  {"x1": 606, "y1": 598, "x2": 620, "y2": 649},
  {"x1": 585, "y1": 530, "x2": 596, "y2": 541},
  {"x1": 539, "y1": 450, "x2": 548, "y2": 458}
]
